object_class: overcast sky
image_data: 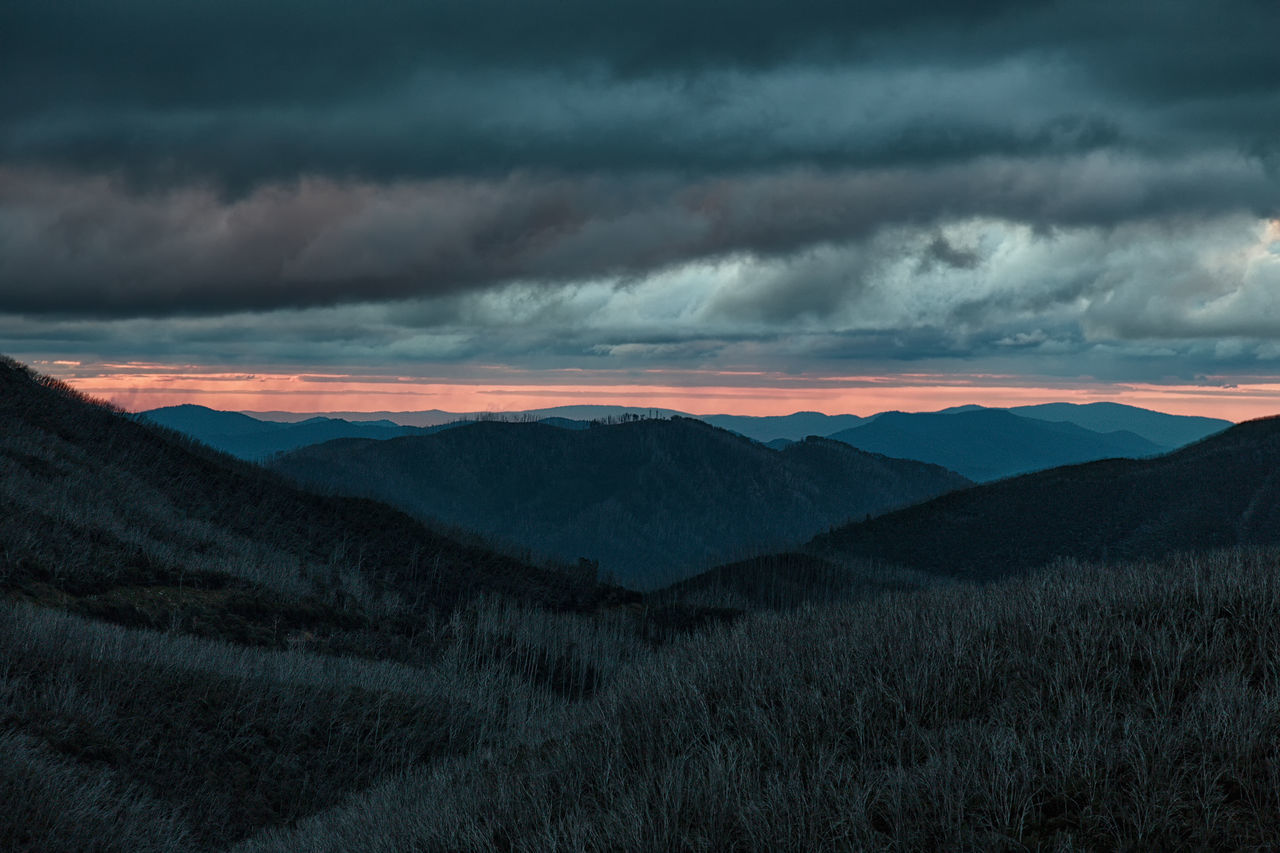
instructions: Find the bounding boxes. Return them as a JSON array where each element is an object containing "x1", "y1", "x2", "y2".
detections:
[{"x1": 3, "y1": 0, "x2": 1280, "y2": 416}]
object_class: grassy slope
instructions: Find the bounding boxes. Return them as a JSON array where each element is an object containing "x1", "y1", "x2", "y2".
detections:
[
  {"x1": 240, "y1": 549, "x2": 1280, "y2": 852},
  {"x1": 0, "y1": 594, "x2": 647, "y2": 850}
]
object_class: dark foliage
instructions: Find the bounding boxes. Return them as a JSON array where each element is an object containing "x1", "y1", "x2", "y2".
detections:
[{"x1": 1, "y1": 638, "x2": 473, "y2": 848}]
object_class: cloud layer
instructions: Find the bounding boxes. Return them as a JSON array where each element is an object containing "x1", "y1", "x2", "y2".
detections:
[{"x1": 2, "y1": 0, "x2": 1280, "y2": 393}]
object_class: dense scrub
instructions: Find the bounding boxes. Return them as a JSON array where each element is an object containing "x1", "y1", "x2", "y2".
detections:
[
  {"x1": 241, "y1": 549, "x2": 1280, "y2": 851},
  {"x1": 9, "y1": 543, "x2": 1280, "y2": 849},
  {"x1": 0, "y1": 595, "x2": 646, "y2": 850}
]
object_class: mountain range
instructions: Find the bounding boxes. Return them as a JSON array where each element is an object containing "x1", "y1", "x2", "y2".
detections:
[
  {"x1": 139, "y1": 404, "x2": 593, "y2": 460},
  {"x1": 825, "y1": 408, "x2": 1166, "y2": 481},
  {"x1": 141, "y1": 401, "x2": 1231, "y2": 478},
  {"x1": 1003, "y1": 401, "x2": 1232, "y2": 448},
  {"x1": 268, "y1": 418, "x2": 969, "y2": 588}
]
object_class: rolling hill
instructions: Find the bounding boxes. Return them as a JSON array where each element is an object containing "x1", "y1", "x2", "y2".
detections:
[
  {"x1": 269, "y1": 419, "x2": 970, "y2": 588},
  {"x1": 827, "y1": 408, "x2": 1165, "y2": 481},
  {"x1": 809, "y1": 415, "x2": 1280, "y2": 580},
  {"x1": 0, "y1": 355, "x2": 640, "y2": 848}
]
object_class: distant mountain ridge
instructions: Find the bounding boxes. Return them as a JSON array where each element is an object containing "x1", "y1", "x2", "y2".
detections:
[
  {"x1": 241, "y1": 405, "x2": 686, "y2": 428},
  {"x1": 269, "y1": 418, "x2": 970, "y2": 589},
  {"x1": 220, "y1": 401, "x2": 1231, "y2": 445},
  {"x1": 826, "y1": 408, "x2": 1167, "y2": 481},
  {"x1": 700, "y1": 411, "x2": 867, "y2": 442},
  {"x1": 139, "y1": 404, "x2": 591, "y2": 460},
  {"x1": 1004, "y1": 402, "x2": 1230, "y2": 448}
]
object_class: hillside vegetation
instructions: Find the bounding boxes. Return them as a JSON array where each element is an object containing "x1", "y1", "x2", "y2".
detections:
[
  {"x1": 269, "y1": 421, "x2": 968, "y2": 588},
  {"x1": 811, "y1": 415, "x2": 1280, "y2": 580},
  {"x1": 239, "y1": 548, "x2": 1280, "y2": 852}
]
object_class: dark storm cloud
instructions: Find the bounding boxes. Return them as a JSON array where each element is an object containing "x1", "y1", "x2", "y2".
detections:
[
  {"x1": 3, "y1": 154, "x2": 1274, "y2": 317},
  {"x1": 4, "y1": 0, "x2": 1280, "y2": 386},
  {"x1": 920, "y1": 235, "x2": 980, "y2": 271},
  {"x1": 2, "y1": 0, "x2": 1278, "y2": 186}
]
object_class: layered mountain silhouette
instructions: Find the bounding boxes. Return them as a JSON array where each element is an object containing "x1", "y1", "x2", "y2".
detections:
[
  {"x1": 827, "y1": 408, "x2": 1165, "y2": 481},
  {"x1": 148, "y1": 403, "x2": 1229, "y2": 471},
  {"x1": 808, "y1": 416, "x2": 1280, "y2": 580},
  {"x1": 700, "y1": 411, "x2": 867, "y2": 442},
  {"x1": 1004, "y1": 401, "x2": 1230, "y2": 448},
  {"x1": 269, "y1": 419, "x2": 969, "y2": 588},
  {"x1": 139, "y1": 404, "x2": 593, "y2": 460},
  {"x1": 1, "y1": 357, "x2": 617, "y2": 621},
  {"x1": 140, "y1": 404, "x2": 431, "y2": 460},
  {"x1": 244, "y1": 404, "x2": 685, "y2": 428}
]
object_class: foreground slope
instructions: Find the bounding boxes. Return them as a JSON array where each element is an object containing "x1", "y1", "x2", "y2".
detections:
[
  {"x1": 239, "y1": 548, "x2": 1280, "y2": 852},
  {"x1": 827, "y1": 408, "x2": 1165, "y2": 481},
  {"x1": 811, "y1": 415, "x2": 1280, "y2": 580},
  {"x1": 271, "y1": 420, "x2": 969, "y2": 588}
]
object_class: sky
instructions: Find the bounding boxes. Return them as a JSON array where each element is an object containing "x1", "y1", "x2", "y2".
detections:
[{"x1": 3, "y1": 1, "x2": 1280, "y2": 419}]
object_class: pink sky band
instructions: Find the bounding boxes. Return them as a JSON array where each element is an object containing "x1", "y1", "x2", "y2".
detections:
[{"x1": 33, "y1": 362, "x2": 1270, "y2": 421}]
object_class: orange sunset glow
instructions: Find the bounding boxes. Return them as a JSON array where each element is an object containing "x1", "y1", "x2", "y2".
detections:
[{"x1": 36, "y1": 362, "x2": 1280, "y2": 422}]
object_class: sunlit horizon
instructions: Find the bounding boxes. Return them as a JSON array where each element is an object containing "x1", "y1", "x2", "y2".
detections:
[{"x1": 31, "y1": 360, "x2": 1280, "y2": 422}]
